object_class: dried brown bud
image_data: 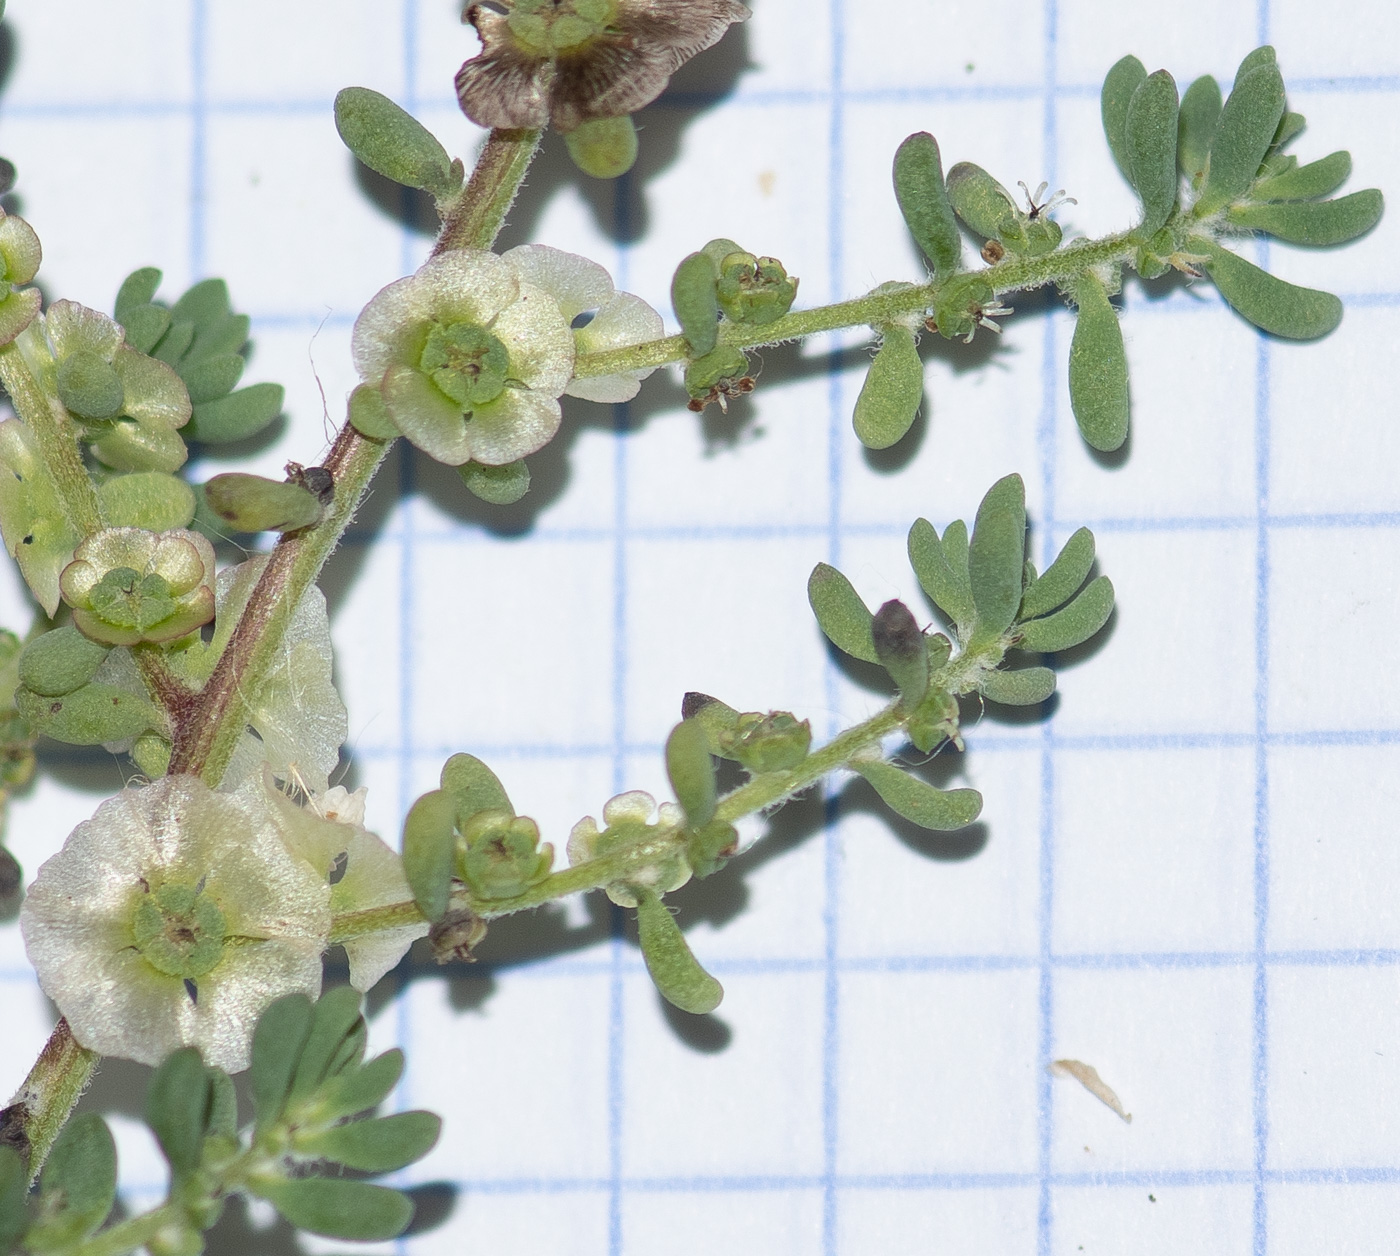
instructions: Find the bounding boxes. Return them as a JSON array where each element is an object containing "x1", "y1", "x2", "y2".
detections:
[{"x1": 430, "y1": 907, "x2": 489, "y2": 964}]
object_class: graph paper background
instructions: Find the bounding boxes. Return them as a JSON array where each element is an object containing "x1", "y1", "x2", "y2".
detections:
[{"x1": 1, "y1": 1, "x2": 1398, "y2": 1253}]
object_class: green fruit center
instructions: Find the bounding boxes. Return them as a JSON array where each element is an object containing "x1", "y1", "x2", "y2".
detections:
[
  {"x1": 131, "y1": 881, "x2": 228, "y2": 979},
  {"x1": 420, "y1": 321, "x2": 511, "y2": 409},
  {"x1": 507, "y1": 0, "x2": 618, "y2": 56}
]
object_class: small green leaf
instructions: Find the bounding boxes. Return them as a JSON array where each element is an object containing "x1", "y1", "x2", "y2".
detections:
[
  {"x1": 297, "y1": 1111, "x2": 441, "y2": 1174},
  {"x1": 207, "y1": 1068, "x2": 237, "y2": 1141},
  {"x1": 334, "y1": 87, "x2": 459, "y2": 197},
  {"x1": 564, "y1": 115, "x2": 638, "y2": 179},
  {"x1": 1068, "y1": 272, "x2": 1130, "y2": 452},
  {"x1": 666, "y1": 718, "x2": 717, "y2": 828},
  {"x1": 1020, "y1": 527, "x2": 1095, "y2": 621},
  {"x1": 979, "y1": 666, "x2": 1055, "y2": 706},
  {"x1": 181, "y1": 353, "x2": 244, "y2": 405},
  {"x1": 852, "y1": 325, "x2": 923, "y2": 449},
  {"x1": 945, "y1": 161, "x2": 1023, "y2": 245},
  {"x1": 18, "y1": 626, "x2": 109, "y2": 697},
  {"x1": 251, "y1": 994, "x2": 314, "y2": 1132},
  {"x1": 1017, "y1": 575, "x2": 1115, "y2": 652},
  {"x1": 97, "y1": 472, "x2": 197, "y2": 531},
  {"x1": 907, "y1": 517, "x2": 974, "y2": 632},
  {"x1": 440, "y1": 753, "x2": 513, "y2": 824},
  {"x1": 1267, "y1": 109, "x2": 1306, "y2": 157},
  {"x1": 807, "y1": 563, "x2": 878, "y2": 663},
  {"x1": 16, "y1": 682, "x2": 161, "y2": 745},
  {"x1": 185, "y1": 383, "x2": 284, "y2": 444},
  {"x1": 1196, "y1": 238, "x2": 1342, "y2": 339},
  {"x1": 348, "y1": 382, "x2": 400, "y2": 440},
  {"x1": 459, "y1": 459, "x2": 530, "y2": 505},
  {"x1": 635, "y1": 888, "x2": 723, "y2": 1014},
  {"x1": 1252, "y1": 150, "x2": 1351, "y2": 201},
  {"x1": 315, "y1": 1049, "x2": 405, "y2": 1123},
  {"x1": 33, "y1": 1114, "x2": 116, "y2": 1248},
  {"x1": 171, "y1": 278, "x2": 231, "y2": 335},
  {"x1": 1237, "y1": 46, "x2": 1277, "y2": 74},
  {"x1": 0, "y1": 1147, "x2": 27, "y2": 1255},
  {"x1": 871, "y1": 599, "x2": 929, "y2": 706},
  {"x1": 679, "y1": 692, "x2": 742, "y2": 756},
  {"x1": 145, "y1": 1047, "x2": 210, "y2": 1181},
  {"x1": 401, "y1": 789, "x2": 459, "y2": 923},
  {"x1": 1227, "y1": 189, "x2": 1383, "y2": 246},
  {"x1": 854, "y1": 759, "x2": 982, "y2": 830},
  {"x1": 967, "y1": 473, "x2": 1027, "y2": 646},
  {"x1": 671, "y1": 252, "x2": 720, "y2": 356},
  {"x1": 203, "y1": 473, "x2": 322, "y2": 533},
  {"x1": 892, "y1": 132, "x2": 962, "y2": 279},
  {"x1": 57, "y1": 351, "x2": 124, "y2": 420},
  {"x1": 121, "y1": 304, "x2": 172, "y2": 356},
  {"x1": 1124, "y1": 69, "x2": 1180, "y2": 234},
  {"x1": 1101, "y1": 54, "x2": 1148, "y2": 181},
  {"x1": 1178, "y1": 74, "x2": 1222, "y2": 183},
  {"x1": 115, "y1": 267, "x2": 162, "y2": 323},
  {"x1": 254, "y1": 1178, "x2": 413, "y2": 1242},
  {"x1": 289, "y1": 988, "x2": 365, "y2": 1104},
  {"x1": 1200, "y1": 57, "x2": 1286, "y2": 212}
]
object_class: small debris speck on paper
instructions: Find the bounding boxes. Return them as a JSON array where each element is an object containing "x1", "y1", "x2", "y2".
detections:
[{"x1": 1050, "y1": 1059, "x2": 1132, "y2": 1123}]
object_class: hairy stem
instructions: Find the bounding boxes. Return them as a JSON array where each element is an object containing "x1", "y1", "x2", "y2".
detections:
[
  {"x1": 433, "y1": 128, "x2": 541, "y2": 258},
  {"x1": 1, "y1": 1019, "x2": 98, "y2": 1182},
  {"x1": 571, "y1": 230, "x2": 1138, "y2": 381}
]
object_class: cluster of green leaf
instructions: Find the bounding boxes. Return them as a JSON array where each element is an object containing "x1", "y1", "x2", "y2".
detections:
[
  {"x1": 860, "y1": 45, "x2": 1382, "y2": 456},
  {"x1": 0, "y1": 990, "x2": 437, "y2": 1255}
]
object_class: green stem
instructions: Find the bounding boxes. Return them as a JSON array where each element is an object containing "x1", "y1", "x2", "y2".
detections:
[
  {"x1": 2, "y1": 1019, "x2": 99, "y2": 1182},
  {"x1": 433, "y1": 128, "x2": 542, "y2": 257},
  {"x1": 64, "y1": 1204, "x2": 177, "y2": 1256},
  {"x1": 0, "y1": 343, "x2": 102, "y2": 536},
  {"x1": 571, "y1": 230, "x2": 1138, "y2": 381}
]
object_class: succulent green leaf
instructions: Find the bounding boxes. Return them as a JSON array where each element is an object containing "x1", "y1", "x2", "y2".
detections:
[
  {"x1": 967, "y1": 473, "x2": 1027, "y2": 645},
  {"x1": 1101, "y1": 54, "x2": 1148, "y2": 181},
  {"x1": 251, "y1": 993, "x2": 314, "y2": 1132},
  {"x1": 203, "y1": 473, "x2": 322, "y2": 534},
  {"x1": 1200, "y1": 59, "x2": 1286, "y2": 212},
  {"x1": 679, "y1": 692, "x2": 742, "y2": 756},
  {"x1": 1227, "y1": 189, "x2": 1383, "y2": 246},
  {"x1": 1068, "y1": 272, "x2": 1130, "y2": 452},
  {"x1": 671, "y1": 251, "x2": 720, "y2": 356},
  {"x1": 852, "y1": 325, "x2": 923, "y2": 449},
  {"x1": 1237, "y1": 45, "x2": 1277, "y2": 74},
  {"x1": 151, "y1": 319, "x2": 195, "y2": 368},
  {"x1": 180, "y1": 352, "x2": 244, "y2": 405},
  {"x1": 401, "y1": 788, "x2": 459, "y2": 923},
  {"x1": 1124, "y1": 69, "x2": 1180, "y2": 234},
  {"x1": 18, "y1": 626, "x2": 109, "y2": 698},
  {"x1": 871, "y1": 599, "x2": 929, "y2": 706},
  {"x1": 1196, "y1": 238, "x2": 1342, "y2": 339},
  {"x1": 289, "y1": 988, "x2": 365, "y2": 1104},
  {"x1": 459, "y1": 459, "x2": 530, "y2": 505},
  {"x1": 316, "y1": 1049, "x2": 405, "y2": 1123},
  {"x1": 348, "y1": 382, "x2": 400, "y2": 440},
  {"x1": 254, "y1": 1178, "x2": 413, "y2": 1242},
  {"x1": 1252, "y1": 150, "x2": 1351, "y2": 201},
  {"x1": 186, "y1": 312, "x2": 250, "y2": 366},
  {"x1": 635, "y1": 888, "x2": 723, "y2": 1014},
  {"x1": 979, "y1": 666, "x2": 1056, "y2": 706},
  {"x1": 945, "y1": 161, "x2": 1023, "y2": 245},
  {"x1": 564, "y1": 114, "x2": 639, "y2": 179},
  {"x1": 806, "y1": 563, "x2": 879, "y2": 664},
  {"x1": 0, "y1": 1147, "x2": 28, "y2": 1255},
  {"x1": 298, "y1": 1111, "x2": 441, "y2": 1174},
  {"x1": 1020, "y1": 527, "x2": 1095, "y2": 621},
  {"x1": 121, "y1": 304, "x2": 172, "y2": 356},
  {"x1": 207, "y1": 1068, "x2": 237, "y2": 1142},
  {"x1": 145, "y1": 1047, "x2": 210, "y2": 1181},
  {"x1": 334, "y1": 87, "x2": 459, "y2": 197},
  {"x1": 115, "y1": 268, "x2": 162, "y2": 323},
  {"x1": 33, "y1": 1114, "x2": 117, "y2": 1248},
  {"x1": 1017, "y1": 575, "x2": 1115, "y2": 652},
  {"x1": 907, "y1": 517, "x2": 974, "y2": 632},
  {"x1": 893, "y1": 132, "x2": 962, "y2": 279},
  {"x1": 1267, "y1": 109, "x2": 1306, "y2": 157},
  {"x1": 57, "y1": 351, "x2": 124, "y2": 421},
  {"x1": 170, "y1": 279, "x2": 231, "y2": 338},
  {"x1": 1178, "y1": 74, "x2": 1222, "y2": 183},
  {"x1": 666, "y1": 717, "x2": 717, "y2": 828},
  {"x1": 97, "y1": 472, "x2": 197, "y2": 531},
  {"x1": 854, "y1": 759, "x2": 982, "y2": 831},
  {"x1": 185, "y1": 383, "x2": 284, "y2": 444},
  {"x1": 16, "y1": 682, "x2": 161, "y2": 745},
  {"x1": 440, "y1": 752, "x2": 513, "y2": 824}
]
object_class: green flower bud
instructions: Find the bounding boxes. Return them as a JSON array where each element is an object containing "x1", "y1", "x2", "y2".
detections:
[
  {"x1": 59, "y1": 527, "x2": 215, "y2": 646},
  {"x1": 203, "y1": 472, "x2": 323, "y2": 534},
  {"x1": 564, "y1": 115, "x2": 639, "y2": 179},
  {"x1": 715, "y1": 251, "x2": 798, "y2": 326},
  {"x1": 683, "y1": 345, "x2": 748, "y2": 398},
  {"x1": 455, "y1": 808, "x2": 554, "y2": 901},
  {"x1": 730, "y1": 711, "x2": 811, "y2": 774}
]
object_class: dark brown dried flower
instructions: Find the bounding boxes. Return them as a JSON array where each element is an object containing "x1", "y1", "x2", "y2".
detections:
[{"x1": 456, "y1": 0, "x2": 750, "y2": 132}]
